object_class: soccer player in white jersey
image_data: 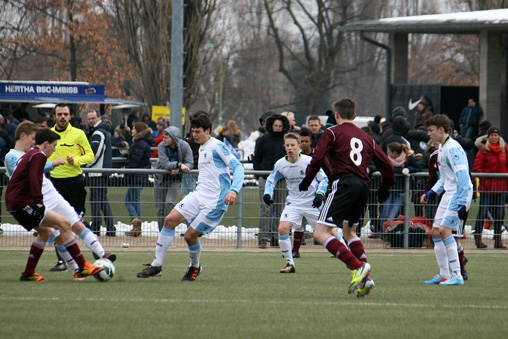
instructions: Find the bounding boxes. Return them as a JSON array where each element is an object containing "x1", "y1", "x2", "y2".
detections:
[
  {"x1": 5, "y1": 121, "x2": 115, "y2": 281},
  {"x1": 263, "y1": 132, "x2": 328, "y2": 273},
  {"x1": 421, "y1": 114, "x2": 473, "y2": 286},
  {"x1": 137, "y1": 113, "x2": 245, "y2": 281}
]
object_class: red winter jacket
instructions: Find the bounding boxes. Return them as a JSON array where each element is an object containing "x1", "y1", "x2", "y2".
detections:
[{"x1": 473, "y1": 142, "x2": 508, "y2": 194}]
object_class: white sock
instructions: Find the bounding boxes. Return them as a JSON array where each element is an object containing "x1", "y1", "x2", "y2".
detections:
[
  {"x1": 444, "y1": 236, "x2": 461, "y2": 278},
  {"x1": 279, "y1": 234, "x2": 294, "y2": 265},
  {"x1": 56, "y1": 245, "x2": 80, "y2": 274},
  {"x1": 152, "y1": 228, "x2": 175, "y2": 267},
  {"x1": 79, "y1": 228, "x2": 105, "y2": 258},
  {"x1": 433, "y1": 238, "x2": 450, "y2": 278},
  {"x1": 188, "y1": 241, "x2": 201, "y2": 268}
]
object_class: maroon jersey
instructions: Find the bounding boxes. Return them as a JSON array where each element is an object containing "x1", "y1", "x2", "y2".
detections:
[
  {"x1": 5, "y1": 147, "x2": 46, "y2": 211},
  {"x1": 302, "y1": 122, "x2": 395, "y2": 191}
]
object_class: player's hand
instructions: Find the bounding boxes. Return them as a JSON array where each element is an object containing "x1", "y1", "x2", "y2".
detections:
[
  {"x1": 458, "y1": 205, "x2": 468, "y2": 221},
  {"x1": 424, "y1": 190, "x2": 436, "y2": 202},
  {"x1": 53, "y1": 159, "x2": 65, "y2": 167},
  {"x1": 224, "y1": 192, "x2": 237, "y2": 205},
  {"x1": 298, "y1": 181, "x2": 309, "y2": 192},
  {"x1": 377, "y1": 189, "x2": 389, "y2": 203},
  {"x1": 263, "y1": 194, "x2": 273, "y2": 206},
  {"x1": 312, "y1": 194, "x2": 323, "y2": 208}
]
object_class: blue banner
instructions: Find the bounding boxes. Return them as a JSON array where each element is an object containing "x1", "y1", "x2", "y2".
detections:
[{"x1": 0, "y1": 81, "x2": 106, "y2": 102}]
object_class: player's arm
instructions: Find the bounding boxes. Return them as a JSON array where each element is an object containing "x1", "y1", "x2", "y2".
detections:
[
  {"x1": 314, "y1": 167, "x2": 328, "y2": 196},
  {"x1": 28, "y1": 153, "x2": 46, "y2": 199},
  {"x1": 450, "y1": 148, "x2": 471, "y2": 207},
  {"x1": 264, "y1": 163, "x2": 284, "y2": 204},
  {"x1": 75, "y1": 132, "x2": 95, "y2": 166}
]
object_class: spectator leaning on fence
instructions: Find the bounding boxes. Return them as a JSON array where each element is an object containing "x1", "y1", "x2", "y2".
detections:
[
  {"x1": 85, "y1": 110, "x2": 115, "y2": 237},
  {"x1": 473, "y1": 126, "x2": 508, "y2": 249},
  {"x1": 153, "y1": 126, "x2": 193, "y2": 232},
  {"x1": 124, "y1": 122, "x2": 154, "y2": 237}
]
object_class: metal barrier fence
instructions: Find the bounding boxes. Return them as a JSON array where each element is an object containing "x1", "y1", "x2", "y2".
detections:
[{"x1": 1, "y1": 167, "x2": 507, "y2": 250}]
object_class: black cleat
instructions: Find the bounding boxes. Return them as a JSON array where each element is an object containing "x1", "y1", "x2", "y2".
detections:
[
  {"x1": 137, "y1": 265, "x2": 162, "y2": 278},
  {"x1": 182, "y1": 266, "x2": 201, "y2": 281}
]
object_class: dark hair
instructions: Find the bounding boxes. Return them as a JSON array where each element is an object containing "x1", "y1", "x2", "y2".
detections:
[
  {"x1": 54, "y1": 103, "x2": 71, "y2": 114},
  {"x1": 425, "y1": 114, "x2": 452, "y2": 134},
  {"x1": 332, "y1": 98, "x2": 357, "y2": 120},
  {"x1": 300, "y1": 126, "x2": 311, "y2": 137},
  {"x1": 308, "y1": 115, "x2": 321, "y2": 123},
  {"x1": 36, "y1": 128, "x2": 60, "y2": 145},
  {"x1": 133, "y1": 122, "x2": 149, "y2": 133},
  {"x1": 191, "y1": 114, "x2": 212, "y2": 132},
  {"x1": 38, "y1": 117, "x2": 55, "y2": 128},
  {"x1": 15, "y1": 121, "x2": 38, "y2": 141}
]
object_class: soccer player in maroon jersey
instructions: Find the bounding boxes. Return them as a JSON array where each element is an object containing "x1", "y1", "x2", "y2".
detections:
[
  {"x1": 5, "y1": 128, "x2": 104, "y2": 282},
  {"x1": 299, "y1": 98, "x2": 395, "y2": 297}
]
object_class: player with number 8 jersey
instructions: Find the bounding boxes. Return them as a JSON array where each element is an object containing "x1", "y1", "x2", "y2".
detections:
[{"x1": 299, "y1": 98, "x2": 395, "y2": 297}]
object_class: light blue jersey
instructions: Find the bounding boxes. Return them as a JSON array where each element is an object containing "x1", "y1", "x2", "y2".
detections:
[
  {"x1": 195, "y1": 137, "x2": 244, "y2": 211},
  {"x1": 431, "y1": 137, "x2": 473, "y2": 208},
  {"x1": 265, "y1": 154, "x2": 328, "y2": 209}
]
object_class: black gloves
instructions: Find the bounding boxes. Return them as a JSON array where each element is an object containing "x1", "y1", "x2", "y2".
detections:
[
  {"x1": 458, "y1": 205, "x2": 468, "y2": 221},
  {"x1": 298, "y1": 181, "x2": 309, "y2": 192},
  {"x1": 377, "y1": 189, "x2": 390, "y2": 203},
  {"x1": 263, "y1": 194, "x2": 273, "y2": 206},
  {"x1": 312, "y1": 194, "x2": 324, "y2": 208}
]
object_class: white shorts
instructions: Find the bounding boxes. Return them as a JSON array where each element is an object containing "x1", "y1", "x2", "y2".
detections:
[
  {"x1": 175, "y1": 191, "x2": 226, "y2": 235},
  {"x1": 280, "y1": 204, "x2": 319, "y2": 231},
  {"x1": 433, "y1": 190, "x2": 472, "y2": 236},
  {"x1": 44, "y1": 190, "x2": 80, "y2": 226}
]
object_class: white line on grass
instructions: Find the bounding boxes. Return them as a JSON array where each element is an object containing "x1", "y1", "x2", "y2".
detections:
[{"x1": 1, "y1": 296, "x2": 506, "y2": 310}]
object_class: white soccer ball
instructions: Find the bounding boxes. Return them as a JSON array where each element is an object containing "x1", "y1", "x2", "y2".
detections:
[{"x1": 93, "y1": 259, "x2": 115, "y2": 282}]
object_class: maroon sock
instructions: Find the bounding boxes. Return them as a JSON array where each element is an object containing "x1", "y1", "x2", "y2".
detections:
[
  {"x1": 325, "y1": 237, "x2": 362, "y2": 270},
  {"x1": 349, "y1": 239, "x2": 368, "y2": 263},
  {"x1": 458, "y1": 247, "x2": 466, "y2": 273},
  {"x1": 292, "y1": 231, "x2": 304, "y2": 253},
  {"x1": 23, "y1": 240, "x2": 45, "y2": 276},
  {"x1": 63, "y1": 238, "x2": 86, "y2": 269}
]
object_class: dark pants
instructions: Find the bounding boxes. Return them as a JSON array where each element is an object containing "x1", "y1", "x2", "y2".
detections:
[
  {"x1": 89, "y1": 175, "x2": 115, "y2": 235},
  {"x1": 475, "y1": 193, "x2": 506, "y2": 235},
  {"x1": 50, "y1": 174, "x2": 87, "y2": 218}
]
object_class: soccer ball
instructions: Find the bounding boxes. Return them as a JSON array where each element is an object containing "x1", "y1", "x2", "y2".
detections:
[{"x1": 93, "y1": 259, "x2": 115, "y2": 282}]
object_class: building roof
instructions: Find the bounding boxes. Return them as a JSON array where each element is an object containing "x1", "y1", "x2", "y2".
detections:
[{"x1": 343, "y1": 8, "x2": 508, "y2": 34}]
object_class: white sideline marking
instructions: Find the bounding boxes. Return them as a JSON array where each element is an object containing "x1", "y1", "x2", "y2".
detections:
[{"x1": 0, "y1": 296, "x2": 506, "y2": 310}]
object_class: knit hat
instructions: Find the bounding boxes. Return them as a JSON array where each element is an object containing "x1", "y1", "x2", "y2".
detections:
[
  {"x1": 391, "y1": 106, "x2": 407, "y2": 121},
  {"x1": 325, "y1": 110, "x2": 336, "y2": 127},
  {"x1": 487, "y1": 125, "x2": 500, "y2": 136}
]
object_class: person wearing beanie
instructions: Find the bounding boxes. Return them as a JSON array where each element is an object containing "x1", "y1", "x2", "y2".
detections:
[
  {"x1": 473, "y1": 125, "x2": 508, "y2": 249},
  {"x1": 325, "y1": 110, "x2": 337, "y2": 127},
  {"x1": 390, "y1": 106, "x2": 408, "y2": 122}
]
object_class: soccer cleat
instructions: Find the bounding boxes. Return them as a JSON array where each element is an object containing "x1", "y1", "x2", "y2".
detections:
[
  {"x1": 79, "y1": 261, "x2": 104, "y2": 277},
  {"x1": 462, "y1": 271, "x2": 468, "y2": 281},
  {"x1": 93, "y1": 252, "x2": 117, "y2": 263},
  {"x1": 292, "y1": 250, "x2": 300, "y2": 258},
  {"x1": 182, "y1": 265, "x2": 202, "y2": 281},
  {"x1": 280, "y1": 263, "x2": 295, "y2": 273},
  {"x1": 50, "y1": 260, "x2": 68, "y2": 272},
  {"x1": 20, "y1": 272, "x2": 48, "y2": 282},
  {"x1": 357, "y1": 275, "x2": 375, "y2": 298},
  {"x1": 73, "y1": 273, "x2": 85, "y2": 281},
  {"x1": 424, "y1": 274, "x2": 447, "y2": 285},
  {"x1": 439, "y1": 275, "x2": 464, "y2": 286},
  {"x1": 136, "y1": 265, "x2": 162, "y2": 278},
  {"x1": 348, "y1": 262, "x2": 371, "y2": 294}
]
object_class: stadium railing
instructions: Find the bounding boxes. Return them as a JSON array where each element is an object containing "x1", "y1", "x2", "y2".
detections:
[{"x1": 1, "y1": 167, "x2": 507, "y2": 250}]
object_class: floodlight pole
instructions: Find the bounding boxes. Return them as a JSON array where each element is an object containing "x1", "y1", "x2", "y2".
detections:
[
  {"x1": 170, "y1": 0, "x2": 184, "y2": 131},
  {"x1": 360, "y1": 31, "x2": 391, "y2": 119}
]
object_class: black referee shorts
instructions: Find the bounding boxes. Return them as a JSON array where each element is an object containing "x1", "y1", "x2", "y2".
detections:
[
  {"x1": 318, "y1": 174, "x2": 369, "y2": 228},
  {"x1": 50, "y1": 174, "x2": 87, "y2": 217}
]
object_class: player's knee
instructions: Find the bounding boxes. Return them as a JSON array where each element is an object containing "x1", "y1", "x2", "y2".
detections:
[{"x1": 71, "y1": 221, "x2": 85, "y2": 234}]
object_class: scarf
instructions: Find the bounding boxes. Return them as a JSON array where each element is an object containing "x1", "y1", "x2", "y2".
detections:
[
  {"x1": 490, "y1": 143, "x2": 500, "y2": 154},
  {"x1": 389, "y1": 151, "x2": 407, "y2": 167}
]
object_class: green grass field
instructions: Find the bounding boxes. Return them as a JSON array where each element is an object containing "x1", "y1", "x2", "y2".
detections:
[{"x1": 0, "y1": 250, "x2": 507, "y2": 338}]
